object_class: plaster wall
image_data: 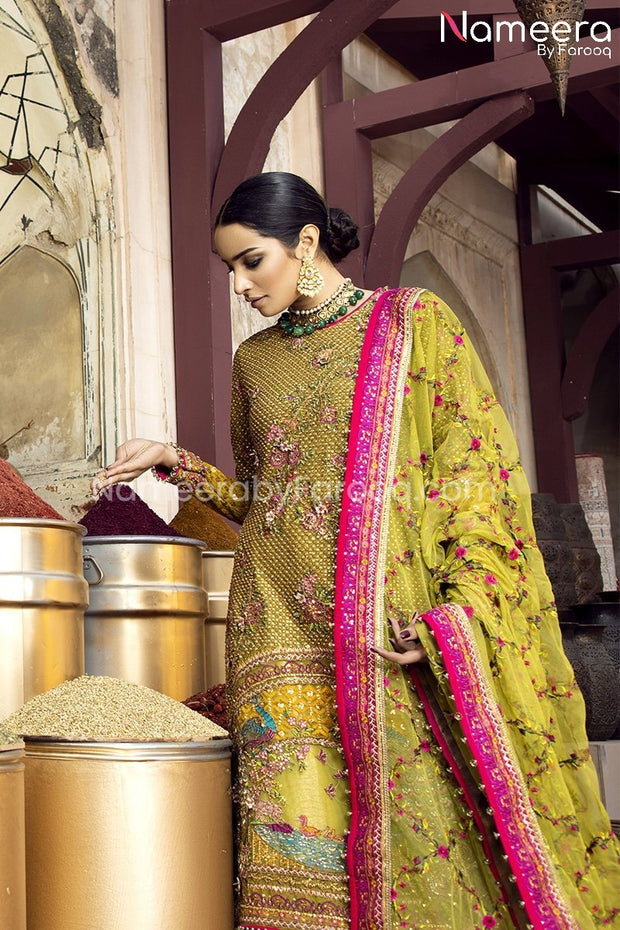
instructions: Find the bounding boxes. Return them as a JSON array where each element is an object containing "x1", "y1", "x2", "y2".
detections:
[{"x1": 0, "y1": 0, "x2": 177, "y2": 518}]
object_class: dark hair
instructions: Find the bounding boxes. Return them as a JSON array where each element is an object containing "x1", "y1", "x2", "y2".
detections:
[{"x1": 215, "y1": 172, "x2": 359, "y2": 263}]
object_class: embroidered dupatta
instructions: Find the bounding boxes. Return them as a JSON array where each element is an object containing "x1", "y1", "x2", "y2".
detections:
[{"x1": 334, "y1": 288, "x2": 619, "y2": 930}]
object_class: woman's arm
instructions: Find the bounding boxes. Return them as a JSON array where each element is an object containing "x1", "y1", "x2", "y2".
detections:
[
  {"x1": 92, "y1": 350, "x2": 257, "y2": 525},
  {"x1": 92, "y1": 439, "x2": 250, "y2": 524},
  {"x1": 152, "y1": 443, "x2": 250, "y2": 524}
]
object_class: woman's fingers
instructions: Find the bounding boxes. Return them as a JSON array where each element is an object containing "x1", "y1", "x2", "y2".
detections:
[
  {"x1": 91, "y1": 463, "x2": 147, "y2": 495},
  {"x1": 105, "y1": 440, "x2": 157, "y2": 474},
  {"x1": 90, "y1": 440, "x2": 168, "y2": 496},
  {"x1": 371, "y1": 642, "x2": 427, "y2": 665},
  {"x1": 370, "y1": 612, "x2": 427, "y2": 665},
  {"x1": 389, "y1": 614, "x2": 422, "y2": 652}
]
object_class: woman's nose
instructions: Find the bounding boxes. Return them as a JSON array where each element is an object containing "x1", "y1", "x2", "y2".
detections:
[{"x1": 232, "y1": 271, "x2": 250, "y2": 296}]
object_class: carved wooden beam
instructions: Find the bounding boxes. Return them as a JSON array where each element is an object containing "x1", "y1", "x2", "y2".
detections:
[
  {"x1": 364, "y1": 91, "x2": 534, "y2": 288},
  {"x1": 381, "y1": 0, "x2": 620, "y2": 15},
  {"x1": 519, "y1": 244, "x2": 577, "y2": 500},
  {"x1": 322, "y1": 98, "x2": 374, "y2": 285},
  {"x1": 519, "y1": 231, "x2": 620, "y2": 501},
  {"x1": 349, "y1": 29, "x2": 619, "y2": 138},
  {"x1": 197, "y1": 0, "x2": 327, "y2": 41},
  {"x1": 165, "y1": 10, "x2": 230, "y2": 465},
  {"x1": 212, "y1": 0, "x2": 400, "y2": 211},
  {"x1": 526, "y1": 230, "x2": 620, "y2": 269},
  {"x1": 561, "y1": 286, "x2": 620, "y2": 421}
]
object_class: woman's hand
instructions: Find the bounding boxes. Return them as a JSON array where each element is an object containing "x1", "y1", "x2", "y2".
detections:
[
  {"x1": 371, "y1": 614, "x2": 427, "y2": 666},
  {"x1": 90, "y1": 439, "x2": 178, "y2": 495}
]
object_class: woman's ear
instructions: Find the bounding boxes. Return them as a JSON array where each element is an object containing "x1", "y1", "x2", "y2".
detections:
[{"x1": 294, "y1": 224, "x2": 320, "y2": 259}]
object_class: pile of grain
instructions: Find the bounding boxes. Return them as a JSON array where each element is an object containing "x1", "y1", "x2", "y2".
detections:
[
  {"x1": 0, "y1": 458, "x2": 63, "y2": 519},
  {"x1": 2, "y1": 676, "x2": 227, "y2": 742},
  {"x1": 0, "y1": 726, "x2": 23, "y2": 747},
  {"x1": 170, "y1": 495, "x2": 238, "y2": 550},
  {"x1": 80, "y1": 485, "x2": 184, "y2": 537}
]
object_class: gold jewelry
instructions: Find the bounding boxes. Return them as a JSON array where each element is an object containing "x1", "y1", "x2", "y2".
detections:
[
  {"x1": 293, "y1": 279, "x2": 352, "y2": 317},
  {"x1": 150, "y1": 441, "x2": 183, "y2": 480},
  {"x1": 279, "y1": 282, "x2": 365, "y2": 336},
  {"x1": 296, "y1": 252, "x2": 324, "y2": 298}
]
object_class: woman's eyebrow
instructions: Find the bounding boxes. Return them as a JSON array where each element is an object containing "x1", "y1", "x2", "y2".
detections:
[{"x1": 231, "y1": 246, "x2": 259, "y2": 262}]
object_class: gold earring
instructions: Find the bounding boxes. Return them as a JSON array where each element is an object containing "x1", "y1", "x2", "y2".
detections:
[{"x1": 297, "y1": 253, "x2": 324, "y2": 298}]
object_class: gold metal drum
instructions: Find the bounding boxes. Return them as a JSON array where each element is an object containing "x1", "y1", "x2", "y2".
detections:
[
  {"x1": 201, "y1": 551, "x2": 234, "y2": 689},
  {"x1": 24, "y1": 737, "x2": 234, "y2": 930},
  {"x1": 0, "y1": 519, "x2": 87, "y2": 720},
  {"x1": 0, "y1": 741, "x2": 26, "y2": 930},
  {"x1": 83, "y1": 537, "x2": 208, "y2": 701}
]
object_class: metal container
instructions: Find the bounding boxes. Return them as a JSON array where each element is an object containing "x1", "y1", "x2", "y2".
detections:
[
  {"x1": 0, "y1": 740, "x2": 26, "y2": 930},
  {"x1": 0, "y1": 519, "x2": 87, "y2": 719},
  {"x1": 201, "y1": 551, "x2": 234, "y2": 689},
  {"x1": 83, "y1": 537, "x2": 208, "y2": 701},
  {"x1": 23, "y1": 737, "x2": 234, "y2": 930}
]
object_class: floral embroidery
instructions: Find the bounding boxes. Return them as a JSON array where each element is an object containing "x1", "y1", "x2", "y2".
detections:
[
  {"x1": 319, "y1": 404, "x2": 339, "y2": 424},
  {"x1": 294, "y1": 572, "x2": 334, "y2": 628},
  {"x1": 264, "y1": 491, "x2": 286, "y2": 532},
  {"x1": 312, "y1": 348, "x2": 334, "y2": 367},
  {"x1": 239, "y1": 598, "x2": 265, "y2": 631}
]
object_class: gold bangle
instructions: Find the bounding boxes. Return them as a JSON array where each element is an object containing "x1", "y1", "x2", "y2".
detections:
[
  {"x1": 166, "y1": 440, "x2": 182, "y2": 469},
  {"x1": 150, "y1": 441, "x2": 183, "y2": 481}
]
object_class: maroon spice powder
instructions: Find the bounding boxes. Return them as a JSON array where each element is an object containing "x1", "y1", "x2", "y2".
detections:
[
  {"x1": 183, "y1": 683, "x2": 228, "y2": 731},
  {"x1": 80, "y1": 484, "x2": 185, "y2": 537}
]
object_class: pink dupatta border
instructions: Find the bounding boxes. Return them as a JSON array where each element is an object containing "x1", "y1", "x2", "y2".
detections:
[
  {"x1": 334, "y1": 288, "x2": 578, "y2": 930},
  {"x1": 420, "y1": 605, "x2": 578, "y2": 930},
  {"x1": 334, "y1": 288, "x2": 412, "y2": 930}
]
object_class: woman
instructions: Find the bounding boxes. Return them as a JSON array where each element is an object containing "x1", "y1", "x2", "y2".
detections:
[{"x1": 94, "y1": 173, "x2": 619, "y2": 930}]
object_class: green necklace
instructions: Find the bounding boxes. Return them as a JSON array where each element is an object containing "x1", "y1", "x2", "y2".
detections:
[{"x1": 279, "y1": 283, "x2": 366, "y2": 336}]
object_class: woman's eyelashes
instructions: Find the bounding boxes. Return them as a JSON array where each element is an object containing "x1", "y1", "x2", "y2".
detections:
[{"x1": 224, "y1": 255, "x2": 262, "y2": 275}]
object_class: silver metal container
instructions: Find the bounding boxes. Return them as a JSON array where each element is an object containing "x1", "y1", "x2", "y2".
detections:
[
  {"x1": 201, "y1": 551, "x2": 234, "y2": 689},
  {"x1": 24, "y1": 737, "x2": 234, "y2": 930},
  {"x1": 0, "y1": 740, "x2": 26, "y2": 930},
  {"x1": 0, "y1": 519, "x2": 87, "y2": 719},
  {"x1": 83, "y1": 536, "x2": 208, "y2": 701}
]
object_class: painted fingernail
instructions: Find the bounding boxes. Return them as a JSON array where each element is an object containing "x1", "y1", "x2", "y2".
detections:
[{"x1": 400, "y1": 630, "x2": 411, "y2": 640}]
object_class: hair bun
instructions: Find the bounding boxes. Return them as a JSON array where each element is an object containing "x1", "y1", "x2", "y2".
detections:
[{"x1": 326, "y1": 207, "x2": 360, "y2": 263}]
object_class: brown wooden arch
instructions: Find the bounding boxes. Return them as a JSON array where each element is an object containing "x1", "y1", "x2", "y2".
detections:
[
  {"x1": 364, "y1": 91, "x2": 534, "y2": 289},
  {"x1": 165, "y1": 0, "x2": 619, "y2": 490},
  {"x1": 212, "y1": 0, "x2": 400, "y2": 212},
  {"x1": 519, "y1": 232, "x2": 620, "y2": 502},
  {"x1": 561, "y1": 286, "x2": 620, "y2": 422}
]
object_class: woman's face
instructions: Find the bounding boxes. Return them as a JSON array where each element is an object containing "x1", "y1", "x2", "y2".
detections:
[{"x1": 214, "y1": 223, "x2": 301, "y2": 318}]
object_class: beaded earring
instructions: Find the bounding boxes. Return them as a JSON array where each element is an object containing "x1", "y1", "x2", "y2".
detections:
[{"x1": 297, "y1": 253, "x2": 324, "y2": 298}]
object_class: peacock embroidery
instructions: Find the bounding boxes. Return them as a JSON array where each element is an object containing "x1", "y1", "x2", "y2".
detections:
[
  {"x1": 239, "y1": 696, "x2": 278, "y2": 750},
  {"x1": 252, "y1": 818, "x2": 346, "y2": 873}
]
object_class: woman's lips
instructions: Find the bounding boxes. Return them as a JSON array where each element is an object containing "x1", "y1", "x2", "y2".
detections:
[{"x1": 250, "y1": 296, "x2": 266, "y2": 308}]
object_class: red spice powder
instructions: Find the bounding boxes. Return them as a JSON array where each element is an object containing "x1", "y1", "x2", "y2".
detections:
[
  {"x1": 183, "y1": 683, "x2": 228, "y2": 731},
  {"x1": 80, "y1": 484, "x2": 185, "y2": 537},
  {"x1": 0, "y1": 459, "x2": 63, "y2": 519}
]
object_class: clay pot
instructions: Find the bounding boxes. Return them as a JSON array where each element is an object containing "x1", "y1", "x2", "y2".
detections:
[
  {"x1": 531, "y1": 494, "x2": 577, "y2": 608},
  {"x1": 561, "y1": 621, "x2": 620, "y2": 740},
  {"x1": 559, "y1": 503, "x2": 603, "y2": 605},
  {"x1": 559, "y1": 621, "x2": 592, "y2": 718},
  {"x1": 569, "y1": 597, "x2": 620, "y2": 739}
]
